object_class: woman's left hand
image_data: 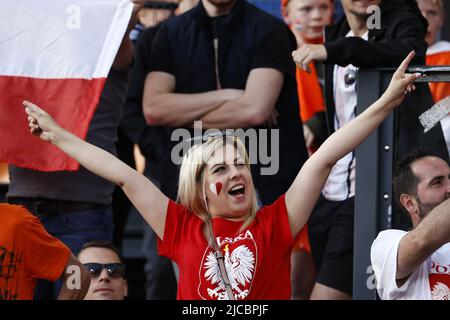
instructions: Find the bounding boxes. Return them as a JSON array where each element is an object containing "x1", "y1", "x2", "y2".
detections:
[{"x1": 381, "y1": 51, "x2": 422, "y2": 109}]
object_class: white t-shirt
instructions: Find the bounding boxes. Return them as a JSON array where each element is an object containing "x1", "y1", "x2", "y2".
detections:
[
  {"x1": 371, "y1": 229, "x2": 450, "y2": 300},
  {"x1": 322, "y1": 30, "x2": 368, "y2": 201}
]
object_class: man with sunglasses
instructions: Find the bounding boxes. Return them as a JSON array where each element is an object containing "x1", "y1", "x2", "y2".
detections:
[{"x1": 78, "y1": 241, "x2": 128, "y2": 300}]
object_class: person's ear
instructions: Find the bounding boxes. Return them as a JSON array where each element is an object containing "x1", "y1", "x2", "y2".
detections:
[
  {"x1": 281, "y1": 6, "x2": 290, "y2": 25},
  {"x1": 399, "y1": 193, "x2": 418, "y2": 218}
]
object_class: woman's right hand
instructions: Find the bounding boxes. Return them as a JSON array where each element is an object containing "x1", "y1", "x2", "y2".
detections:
[{"x1": 23, "y1": 100, "x2": 60, "y2": 143}]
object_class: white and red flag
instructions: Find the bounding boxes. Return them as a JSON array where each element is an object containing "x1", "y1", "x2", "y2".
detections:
[{"x1": 0, "y1": 0, "x2": 132, "y2": 171}]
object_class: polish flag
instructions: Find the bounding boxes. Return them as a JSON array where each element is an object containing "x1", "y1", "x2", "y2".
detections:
[{"x1": 0, "y1": 0, "x2": 133, "y2": 171}]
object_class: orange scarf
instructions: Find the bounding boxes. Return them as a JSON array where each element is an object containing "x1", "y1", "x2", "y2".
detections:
[{"x1": 296, "y1": 37, "x2": 326, "y2": 122}]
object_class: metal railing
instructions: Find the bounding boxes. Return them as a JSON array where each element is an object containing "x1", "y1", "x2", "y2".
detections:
[{"x1": 353, "y1": 66, "x2": 450, "y2": 300}]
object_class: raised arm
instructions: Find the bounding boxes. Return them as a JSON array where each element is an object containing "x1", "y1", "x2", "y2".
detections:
[
  {"x1": 396, "y1": 198, "x2": 450, "y2": 283},
  {"x1": 285, "y1": 51, "x2": 420, "y2": 237},
  {"x1": 23, "y1": 101, "x2": 168, "y2": 239},
  {"x1": 142, "y1": 71, "x2": 244, "y2": 127}
]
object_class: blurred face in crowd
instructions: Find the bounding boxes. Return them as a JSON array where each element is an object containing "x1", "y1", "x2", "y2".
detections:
[
  {"x1": 284, "y1": 0, "x2": 333, "y2": 42},
  {"x1": 203, "y1": 143, "x2": 253, "y2": 221},
  {"x1": 405, "y1": 156, "x2": 450, "y2": 226},
  {"x1": 137, "y1": 0, "x2": 180, "y2": 27},
  {"x1": 178, "y1": 0, "x2": 200, "y2": 14},
  {"x1": 202, "y1": 0, "x2": 237, "y2": 16},
  {"x1": 341, "y1": 0, "x2": 382, "y2": 19},
  {"x1": 206, "y1": 0, "x2": 236, "y2": 9},
  {"x1": 417, "y1": 0, "x2": 445, "y2": 46},
  {"x1": 138, "y1": 7, "x2": 172, "y2": 28},
  {"x1": 78, "y1": 247, "x2": 128, "y2": 300}
]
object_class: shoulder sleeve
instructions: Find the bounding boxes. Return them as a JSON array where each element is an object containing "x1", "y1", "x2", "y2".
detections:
[
  {"x1": 251, "y1": 22, "x2": 296, "y2": 77},
  {"x1": 325, "y1": 14, "x2": 427, "y2": 67},
  {"x1": 148, "y1": 23, "x2": 175, "y2": 75},
  {"x1": 370, "y1": 229, "x2": 418, "y2": 300},
  {"x1": 157, "y1": 200, "x2": 193, "y2": 261},
  {"x1": 23, "y1": 215, "x2": 70, "y2": 282},
  {"x1": 257, "y1": 194, "x2": 295, "y2": 251}
]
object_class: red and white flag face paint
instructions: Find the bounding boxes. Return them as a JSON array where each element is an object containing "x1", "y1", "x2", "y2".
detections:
[
  {"x1": 0, "y1": 0, "x2": 132, "y2": 171},
  {"x1": 209, "y1": 182, "x2": 222, "y2": 196}
]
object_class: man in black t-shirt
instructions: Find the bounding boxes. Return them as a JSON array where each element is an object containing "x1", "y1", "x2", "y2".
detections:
[{"x1": 141, "y1": 0, "x2": 308, "y2": 206}]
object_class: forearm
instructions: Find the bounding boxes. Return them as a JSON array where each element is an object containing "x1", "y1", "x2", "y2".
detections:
[
  {"x1": 113, "y1": 37, "x2": 134, "y2": 70},
  {"x1": 397, "y1": 198, "x2": 450, "y2": 279},
  {"x1": 286, "y1": 98, "x2": 390, "y2": 237},
  {"x1": 52, "y1": 125, "x2": 168, "y2": 238},
  {"x1": 113, "y1": 1, "x2": 141, "y2": 70},
  {"x1": 315, "y1": 97, "x2": 391, "y2": 167},
  {"x1": 144, "y1": 89, "x2": 238, "y2": 127},
  {"x1": 52, "y1": 127, "x2": 133, "y2": 187},
  {"x1": 58, "y1": 275, "x2": 90, "y2": 300},
  {"x1": 286, "y1": 95, "x2": 392, "y2": 236},
  {"x1": 197, "y1": 68, "x2": 282, "y2": 129},
  {"x1": 57, "y1": 255, "x2": 90, "y2": 300},
  {"x1": 325, "y1": 17, "x2": 427, "y2": 68},
  {"x1": 198, "y1": 99, "x2": 268, "y2": 129}
]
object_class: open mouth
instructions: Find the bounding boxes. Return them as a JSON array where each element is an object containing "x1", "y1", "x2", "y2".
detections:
[{"x1": 228, "y1": 184, "x2": 246, "y2": 196}]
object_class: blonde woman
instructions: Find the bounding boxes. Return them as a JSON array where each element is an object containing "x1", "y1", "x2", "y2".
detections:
[{"x1": 23, "y1": 52, "x2": 419, "y2": 300}]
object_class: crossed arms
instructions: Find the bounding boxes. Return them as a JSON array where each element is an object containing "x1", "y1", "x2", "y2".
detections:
[{"x1": 142, "y1": 68, "x2": 283, "y2": 129}]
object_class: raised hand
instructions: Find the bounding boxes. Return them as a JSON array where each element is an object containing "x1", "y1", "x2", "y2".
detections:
[
  {"x1": 23, "y1": 101, "x2": 59, "y2": 143},
  {"x1": 292, "y1": 44, "x2": 327, "y2": 73},
  {"x1": 380, "y1": 51, "x2": 421, "y2": 109}
]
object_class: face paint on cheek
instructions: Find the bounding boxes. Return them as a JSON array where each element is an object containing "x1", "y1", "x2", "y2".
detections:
[
  {"x1": 215, "y1": 182, "x2": 222, "y2": 195},
  {"x1": 292, "y1": 20, "x2": 304, "y2": 32},
  {"x1": 209, "y1": 182, "x2": 222, "y2": 196}
]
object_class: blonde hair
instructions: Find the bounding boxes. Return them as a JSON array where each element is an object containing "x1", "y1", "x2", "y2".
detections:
[
  {"x1": 430, "y1": 0, "x2": 444, "y2": 12},
  {"x1": 419, "y1": 0, "x2": 444, "y2": 13},
  {"x1": 177, "y1": 136, "x2": 258, "y2": 246}
]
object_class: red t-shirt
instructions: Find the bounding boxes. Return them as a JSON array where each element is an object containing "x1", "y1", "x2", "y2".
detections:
[
  {"x1": 0, "y1": 204, "x2": 70, "y2": 300},
  {"x1": 158, "y1": 195, "x2": 294, "y2": 300}
]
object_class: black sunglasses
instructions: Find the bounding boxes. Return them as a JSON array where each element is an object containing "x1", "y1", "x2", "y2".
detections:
[{"x1": 83, "y1": 263, "x2": 126, "y2": 278}]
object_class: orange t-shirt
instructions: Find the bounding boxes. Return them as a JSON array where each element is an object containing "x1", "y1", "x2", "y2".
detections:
[
  {"x1": 426, "y1": 41, "x2": 450, "y2": 103},
  {"x1": 0, "y1": 204, "x2": 70, "y2": 300}
]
